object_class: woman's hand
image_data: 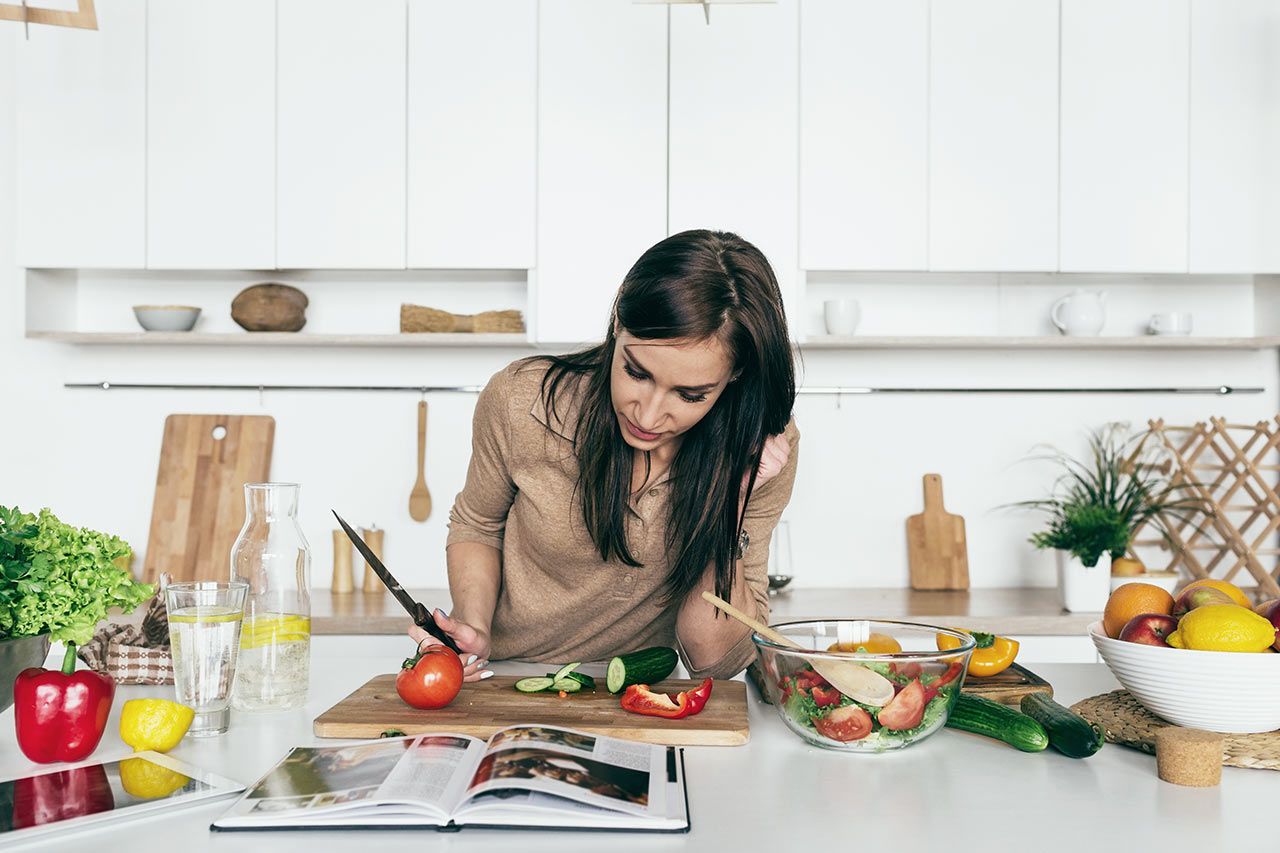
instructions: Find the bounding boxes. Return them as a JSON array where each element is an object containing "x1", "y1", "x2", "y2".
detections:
[
  {"x1": 742, "y1": 433, "x2": 791, "y2": 496},
  {"x1": 409, "y1": 609, "x2": 493, "y2": 681}
]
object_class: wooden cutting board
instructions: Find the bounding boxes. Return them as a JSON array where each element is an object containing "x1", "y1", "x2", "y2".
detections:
[
  {"x1": 960, "y1": 663, "x2": 1053, "y2": 704},
  {"x1": 906, "y1": 473, "x2": 970, "y2": 590},
  {"x1": 314, "y1": 675, "x2": 749, "y2": 746},
  {"x1": 142, "y1": 414, "x2": 275, "y2": 583}
]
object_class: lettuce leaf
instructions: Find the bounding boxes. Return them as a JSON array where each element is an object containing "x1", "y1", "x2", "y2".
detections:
[{"x1": 0, "y1": 506, "x2": 153, "y2": 645}]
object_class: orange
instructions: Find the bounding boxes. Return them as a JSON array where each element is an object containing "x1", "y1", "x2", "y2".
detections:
[
  {"x1": 828, "y1": 632, "x2": 902, "y2": 654},
  {"x1": 1103, "y1": 582, "x2": 1175, "y2": 639},
  {"x1": 1176, "y1": 578, "x2": 1251, "y2": 609}
]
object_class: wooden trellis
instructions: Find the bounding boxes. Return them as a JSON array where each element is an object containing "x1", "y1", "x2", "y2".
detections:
[{"x1": 1128, "y1": 416, "x2": 1280, "y2": 602}]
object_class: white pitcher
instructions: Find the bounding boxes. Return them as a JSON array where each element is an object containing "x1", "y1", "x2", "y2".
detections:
[{"x1": 1050, "y1": 289, "x2": 1107, "y2": 336}]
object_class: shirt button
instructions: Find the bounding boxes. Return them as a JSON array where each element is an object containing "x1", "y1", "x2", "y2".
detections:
[
  {"x1": 648, "y1": 489, "x2": 659, "y2": 497},
  {"x1": 624, "y1": 574, "x2": 633, "y2": 583}
]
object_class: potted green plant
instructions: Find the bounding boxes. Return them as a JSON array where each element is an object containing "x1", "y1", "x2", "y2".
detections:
[
  {"x1": 1013, "y1": 423, "x2": 1207, "y2": 611},
  {"x1": 0, "y1": 505, "x2": 154, "y2": 713}
]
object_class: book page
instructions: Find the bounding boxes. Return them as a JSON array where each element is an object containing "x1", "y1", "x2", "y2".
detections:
[
  {"x1": 457, "y1": 726, "x2": 667, "y2": 819},
  {"x1": 377, "y1": 735, "x2": 488, "y2": 813}
]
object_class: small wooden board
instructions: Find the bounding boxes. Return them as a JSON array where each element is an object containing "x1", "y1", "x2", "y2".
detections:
[
  {"x1": 313, "y1": 675, "x2": 750, "y2": 747},
  {"x1": 960, "y1": 663, "x2": 1054, "y2": 704},
  {"x1": 747, "y1": 661, "x2": 1052, "y2": 705},
  {"x1": 142, "y1": 414, "x2": 274, "y2": 583},
  {"x1": 906, "y1": 474, "x2": 970, "y2": 590}
]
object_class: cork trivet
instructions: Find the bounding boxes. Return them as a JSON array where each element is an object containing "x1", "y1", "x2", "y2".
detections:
[
  {"x1": 1071, "y1": 690, "x2": 1280, "y2": 771},
  {"x1": 1156, "y1": 728, "x2": 1224, "y2": 786}
]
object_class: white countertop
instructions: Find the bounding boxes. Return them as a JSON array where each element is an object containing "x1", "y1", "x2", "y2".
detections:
[{"x1": 2, "y1": 638, "x2": 1273, "y2": 852}]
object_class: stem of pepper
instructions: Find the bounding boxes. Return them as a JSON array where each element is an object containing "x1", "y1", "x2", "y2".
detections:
[{"x1": 60, "y1": 641, "x2": 78, "y2": 674}]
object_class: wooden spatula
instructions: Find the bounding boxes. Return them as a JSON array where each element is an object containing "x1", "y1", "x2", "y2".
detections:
[
  {"x1": 409, "y1": 401, "x2": 432, "y2": 522},
  {"x1": 906, "y1": 473, "x2": 969, "y2": 590}
]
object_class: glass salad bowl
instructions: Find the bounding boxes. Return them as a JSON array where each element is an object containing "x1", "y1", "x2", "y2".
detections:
[{"x1": 752, "y1": 619, "x2": 977, "y2": 752}]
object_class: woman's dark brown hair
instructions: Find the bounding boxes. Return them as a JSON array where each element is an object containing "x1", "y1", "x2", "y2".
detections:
[{"x1": 532, "y1": 229, "x2": 795, "y2": 605}]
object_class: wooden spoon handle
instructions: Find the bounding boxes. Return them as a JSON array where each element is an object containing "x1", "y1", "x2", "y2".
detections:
[
  {"x1": 700, "y1": 591, "x2": 800, "y2": 649},
  {"x1": 417, "y1": 400, "x2": 427, "y2": 475}
]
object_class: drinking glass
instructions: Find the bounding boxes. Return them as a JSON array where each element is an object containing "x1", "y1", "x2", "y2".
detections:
[
  {"x1": 768, "y1": 520, "x2": 794, "y2": 593},
  {"x1": 165, "y1": 581, "x2": 248, "y2": 736}
]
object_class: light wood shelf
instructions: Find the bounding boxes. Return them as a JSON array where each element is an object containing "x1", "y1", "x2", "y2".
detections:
[{"x1": 26, "y1": 331, "x2": 539, "y2": 347}]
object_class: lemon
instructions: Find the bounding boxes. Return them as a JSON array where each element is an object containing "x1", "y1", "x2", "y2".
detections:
[
  {"x1": 119, "y1": 757, "x2": 192, "y2": 799},
  {"x1": 1166, "y1": 630, "x2": 1185, "y2": 648},
  {"x1": 1175, "y1": 604, "x2": 1276, "y2": 652},
  {"x1": 119, "y1": 698, "x2": 196, "y2": 753},
  {"x1": 240, "y1": 613, "x2": 311, "y2": 649}
]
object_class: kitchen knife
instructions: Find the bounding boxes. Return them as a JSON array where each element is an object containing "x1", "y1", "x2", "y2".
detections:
[{"x1": 331, "y1": 510, "x2": 461, "y2": 654}]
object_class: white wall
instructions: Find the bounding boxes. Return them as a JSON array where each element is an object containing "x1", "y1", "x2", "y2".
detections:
[{"x1": 3, "y1": 22, "x2": 1277, "y2": 593}]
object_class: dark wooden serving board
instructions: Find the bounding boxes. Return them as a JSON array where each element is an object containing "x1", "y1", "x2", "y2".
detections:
[
  {"x1": 748, "y1": 661, "x2": 1052, "y2": 705},
  {"x1": 314, "y1": 675, "x2": 749, "y2": 746}
]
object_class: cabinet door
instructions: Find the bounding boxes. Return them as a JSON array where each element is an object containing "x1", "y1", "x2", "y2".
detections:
[
  {"x1": 16, "y1": 0, "x2": 145, "y2": 268},
  {"x1": 535, "y1": 0, "x2": 667, "y2": 344},
  {"x1": 929, "y1": 0, "x2": 1057, "y2": 271},
  {"x1": 800, "y1": 0, "x2": 928, "y2": 271},
  {"x1": 1060, "y1": 0, "x2": 1189, "y2": 272},
  {"x1": 277, "y1": 0, "x2": 407, "y2": 269},
  {"x1": 670, "y1": 0, "x2": 798, "y2": 311},
  {"x1": 1189, "y1": 0, "x2": 1280, "y2": 273},
  {"x1": 147, "y1": 0, "x2": 275, "y2": 269},
  {"x1": 407, "y1": 0, "x2": 536, "y2": 269}
]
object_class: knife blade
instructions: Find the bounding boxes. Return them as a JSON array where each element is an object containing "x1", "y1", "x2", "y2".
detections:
[{"x1": 332, "y1": 510, "x2": 461, "y2": 654}]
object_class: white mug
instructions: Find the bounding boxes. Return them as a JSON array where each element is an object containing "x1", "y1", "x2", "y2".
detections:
[
  {"x1": 1147, "y1": 312, "x2": 1192, "y2": 336},
  {"x1": 823, "y1": 299, "x2": 861, "y2": 336}
]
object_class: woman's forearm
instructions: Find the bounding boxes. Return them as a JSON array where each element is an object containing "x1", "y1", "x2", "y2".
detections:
[
  {"x1": 446, "y1": 541, "x2": 503, "y2": 637},
  {"x1": 675, "y1": 556, "x2": 755, "y2": 670}
]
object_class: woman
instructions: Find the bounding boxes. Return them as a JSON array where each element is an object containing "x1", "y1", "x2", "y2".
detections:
[{"x1": 411, "y1": 229, "x2": 799, "y2": 681}]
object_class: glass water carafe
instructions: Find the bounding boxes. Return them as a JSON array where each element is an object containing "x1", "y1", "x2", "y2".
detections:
[{"x1": 230, "y1": 482, "x2": 311, "y2": 711}]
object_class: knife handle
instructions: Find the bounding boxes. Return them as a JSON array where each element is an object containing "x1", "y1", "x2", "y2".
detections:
[{"x1": 360, "y1": 527, "x2": 385, "y2": 594}]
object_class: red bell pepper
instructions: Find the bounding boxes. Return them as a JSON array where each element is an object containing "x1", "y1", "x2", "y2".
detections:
[
  {"x1": 14, "y1": 643, "x2": 116, "y2": 764},
  {"x1": 12, "y1": 764, "x2": 115, "y2": 829},
  {"x1": 620, "y1": 678, "x2": 713, "y2": 719}
]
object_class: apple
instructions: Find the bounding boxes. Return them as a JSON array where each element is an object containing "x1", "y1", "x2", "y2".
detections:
[
  {"x1": 1110, "y1": 557, "x2": 1146, "y2": 577},
  {"x1": 1255, "y1": 598, "x2": 1279, "y2": 616},
  {"x1": 1119, "y1": 613, "x2": 1179, "y2": 647},
  {"x1": 1171, "y1": 586, "x2": 1235, "y2": 619},
  {"x1": 1262, "y1": 599, "x2": 1280, "y2": 652}
]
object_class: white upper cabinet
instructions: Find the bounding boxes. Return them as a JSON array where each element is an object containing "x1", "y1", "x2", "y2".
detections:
[
  {"x1": 147, "y1": 0, "x2": 275, "y2": 269},
  {"x1": 535, "y1": 0, "x2": 667, "y2": 344},
  {"x1": 929, "y1": 0, "x2": 1057, "y2": 271},
  {"x1": 1189, "y1": 0, "x2": 1280, "y2": 273},
  {"x1": 1060, "y1": 0, "x2": 1190, "y2": 273},
  {"x1": 670, "y1": 0, "x2": 799, "y2": 310},
  {"x1": 800, "y1": 0, "x2": 928, "y2": 271},
  {"x1": 16, "y1": 0, "x2": 145, "y2": 268},
  {"x1": 407, "y1": 0, "x2": 536, "y2": 270},
  {"x1": 277, "y1": 0, "x2": 407, "y2": 269}
]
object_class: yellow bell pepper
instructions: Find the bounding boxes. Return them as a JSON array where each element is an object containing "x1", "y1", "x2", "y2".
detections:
[{"x1": 937, "y1": 629, "x2": 1019, "y2": 677}]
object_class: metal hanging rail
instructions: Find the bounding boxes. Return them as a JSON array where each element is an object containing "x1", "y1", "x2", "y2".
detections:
[{"x1": 64, "y1": 382, "x2": 1265, "y2": 395}]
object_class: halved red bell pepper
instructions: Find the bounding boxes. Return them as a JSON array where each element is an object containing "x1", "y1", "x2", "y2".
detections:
[
  {"x1": 14, "y1": 643, "x2": 116, "y2": 764},
  {"x1": 620, "y1": 678, "x2": 712, "y2": 719}
]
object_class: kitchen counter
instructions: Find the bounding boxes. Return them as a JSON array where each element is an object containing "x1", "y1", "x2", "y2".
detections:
[
  {"x1": 2, "y1": 642, "x2": 1272, "y2": 851},
  {"x1": 315, "y1": 586, "x2": 1097, "y2": 636}
]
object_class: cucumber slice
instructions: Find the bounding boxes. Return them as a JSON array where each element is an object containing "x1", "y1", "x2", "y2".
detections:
[
  {"x1": 514, "y1": 676, "x2": 555, "y2": 693},
  {"x1": 552, "y1": 661, "x2": 582, "y2": 682},
  {"x1": 606, "y1": 647, "x2": 679, "y2": 693},
  {"x1": 563, "y1": 671, "x2": 596, "y2": 689},
  {"x1": 551, "y1": 678, "x2": 583, "y2": 693}
]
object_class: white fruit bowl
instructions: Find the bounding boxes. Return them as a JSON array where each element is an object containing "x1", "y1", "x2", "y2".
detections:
[
  {"x1": 1089, "y1": 621, "x2": 1280, "y2": 733},
  {"x1": 132, "y1": 304, "x2": 201, "y2": 331}
]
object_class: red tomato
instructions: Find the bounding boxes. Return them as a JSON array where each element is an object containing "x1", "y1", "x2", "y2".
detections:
[
  {"x1": 877, "y1": 679, "x2": 926, "y2": 731},
  {"x1": 395, "y1": 645, "x2": 463, "y2": 710},
  {"x1": 811, "y1": 705, "x2": 872, "y2": 742},
  {"x1": 810, "y1": 685, "x2": 843, "y2": 708}
]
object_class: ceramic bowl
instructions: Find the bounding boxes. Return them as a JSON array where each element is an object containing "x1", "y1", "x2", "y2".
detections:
[
  {"x1": 752, "y1": 619, "x2": 975, "y2": 752},
  {"x1": 132, "y1": 305, "x2": 201, "y2": 332},
  {"x1": 0, "y1": 634, "x2": 51, "y2": 715},
  {"x1": 1088, "y1": 620, "x2": 1280, "y2": 733}
]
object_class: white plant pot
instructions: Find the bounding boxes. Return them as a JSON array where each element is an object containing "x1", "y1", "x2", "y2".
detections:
[{"x1": 1056, "y1": 550, "x2": 1111, "y2": 612}]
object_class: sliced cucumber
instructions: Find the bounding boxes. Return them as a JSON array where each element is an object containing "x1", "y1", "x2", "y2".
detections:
[
  {"x1": 606, "y1": 647, "x2": 679, "y2": 693},
  {"x1": 552, "y1": 661, "x2": 582, "y2": 682},
  {"x1": 551, "y1": 678, "x2": 583, "y2": 693},
  {"x1": 514, "y1": 676, "x2": 555, "y2": 693},
  {"x1": 564, "y1": 671, "x2": 596, "y2": 689}
]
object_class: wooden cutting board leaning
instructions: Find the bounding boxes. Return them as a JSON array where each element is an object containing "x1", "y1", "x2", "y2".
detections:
[
  {"x1": 906, "y1": 473, "x2": 970, "y2": 590},
  {"x1": 142, "y1": 414, "x2": 274, "y2": 583},
  {"x1": 314, "y1": 675, "x2": 749, "y2": 746}
]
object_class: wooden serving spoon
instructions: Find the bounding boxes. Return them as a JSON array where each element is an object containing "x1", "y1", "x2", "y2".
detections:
[
  {"x1": 409, "y1": 401, "x2": 432, "y2": 522},
  {"x1": 700, "y1": 591, "x2": 895, "y2": 706}
]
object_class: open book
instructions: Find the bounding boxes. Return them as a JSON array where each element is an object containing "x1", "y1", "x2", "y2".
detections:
[{"x1": 212, "y1": 725, "x2": 689, "y2": 833}]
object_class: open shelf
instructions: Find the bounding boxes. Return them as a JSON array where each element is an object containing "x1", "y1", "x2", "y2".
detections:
[
  {"x1": 25, "y1": 331, "x2": 539, "y2": 347},
  {"x1": 799, "y1": 335, "x2": 1280, "y2": 350}
]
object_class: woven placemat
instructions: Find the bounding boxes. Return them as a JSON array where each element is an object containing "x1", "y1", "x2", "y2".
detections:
[{"x1": 1070, "y1": 690, "x2": 1280, "y2": 771}]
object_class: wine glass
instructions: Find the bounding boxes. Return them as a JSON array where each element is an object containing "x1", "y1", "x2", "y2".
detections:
[{"x1": 767, "y1": 520, "x2": 793, "y2": 593}]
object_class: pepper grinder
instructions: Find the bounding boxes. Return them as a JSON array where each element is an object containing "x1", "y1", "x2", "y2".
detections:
[
  {"x1": 331, "y1": 529, "x2": 354, "y2": 593},
  {"x1": 360, "y1": 525, "x2": 385, "y2": 593}
]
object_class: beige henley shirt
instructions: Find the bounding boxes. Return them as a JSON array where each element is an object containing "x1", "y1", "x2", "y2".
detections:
[{"x1": 446, "y1": 359, "x2": 800, "y2": 680}]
